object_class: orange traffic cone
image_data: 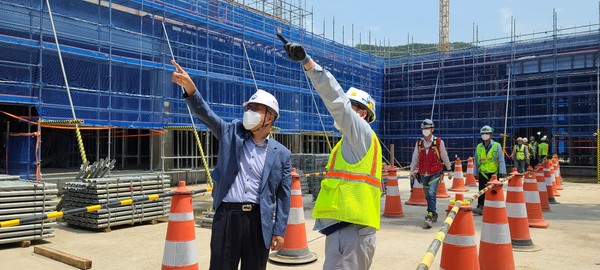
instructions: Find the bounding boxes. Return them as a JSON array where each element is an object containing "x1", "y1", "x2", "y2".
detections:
[
  {"x1": 479, "y1": 175, "x2": 515, "y2": 270},
  {"x1": 506, "y1": 171, "x2": 541, "y2": 251},
  {"x1": 550, "y1": 160, "x2": 560, "y2": 197},
  {"x1": 551, "y1": 158, "x2": 562, "y2": 194},
  {"x1": 269, "y1": 168, "x2": 318, "y2": 264},
  {"x1": 553, "y1": 156, "x2": 564, "y2": 190},
  {"x1": 449, "y1": 158, "x2": 469, "y2": 192},
  {"x1": 436, "y1": 175, "x2": 451, "y2": 198},
  {"x1": 162, "y1": 181, "x2": 198, "y2": 270},
  {"x1": 535, "y1": 165, "x2": 551, "y2": 211},
  {"x1": 523, "y1": 167, "x2": 548, "y2": 228},
  {"x1": 383, "y1": 166, "x2": 404, "y2": 217},
  {"x1": 543, "y1": 160, "x2": 559, "y2": 204},
  {"x1": 406, "y1": 179, "x2": 427, "y2": 206},
  {"x1": 440, "y1": 193, "x2": 479, "y2": 270},
  {"x1": 465, "y1": 157, "x2": 478, "y2": 187}
]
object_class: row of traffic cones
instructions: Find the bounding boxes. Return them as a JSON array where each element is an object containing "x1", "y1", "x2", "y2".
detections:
[
  {"x1": 160, "y1": 157, "x2": 566, "y2": 269},
  {"x1": 440, "y1": 173, "x2": 544, "y2": 270}
]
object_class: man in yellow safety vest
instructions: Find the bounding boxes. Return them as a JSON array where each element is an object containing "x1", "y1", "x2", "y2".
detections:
[
  {"x1": 284, "y1": 42, "x2": 382, "y2": 270},
  {"x1": 473, "y1": 125, "x2": 507, "y2": 215},
  {"x1": 511, "y1": 137, "x2": 526, "y2": 173},
  {"x1": 538, "y1": 136, "x2": 549, "y2": 161}
]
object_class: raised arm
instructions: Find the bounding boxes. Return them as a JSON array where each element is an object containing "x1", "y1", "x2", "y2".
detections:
[{"x1": 171, "y1": 60, "x2": 227, "y2": 137}]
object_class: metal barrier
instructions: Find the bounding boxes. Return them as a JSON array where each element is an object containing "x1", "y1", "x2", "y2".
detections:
[{"x1": 0, "y1": 188, "x2": 211, "y2": 228}]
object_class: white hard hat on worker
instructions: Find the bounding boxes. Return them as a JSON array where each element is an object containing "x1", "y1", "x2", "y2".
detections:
[
  {"x1": 346, "y1": 87, "x2": 376, "y2": 123},
  {"x1": 242, "y1": 89, "x2": 279, "y2": 131}
]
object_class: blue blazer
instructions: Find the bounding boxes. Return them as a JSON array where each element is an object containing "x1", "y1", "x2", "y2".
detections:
[{"x1": 185, "y1": 91, "x2": 291, "y2": 249}]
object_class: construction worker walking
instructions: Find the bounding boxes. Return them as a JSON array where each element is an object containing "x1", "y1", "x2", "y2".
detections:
[
  {"x1": 511, "y1": 137, "x2": 526, "y2": 173},
  {"x1": 409, "y1": 119, "x2": 452, "y2": 229},
  {"x1": 538, "y1": 136, "x2": 550, "y2": 161},
  {"x1": 473, "y1": 125, "x2": 507, "y2": 215},
  {"x1": 522, "y1": 137, "x2": 531, "y2": 167},
  {"x1": 284, "y1": 42, "x2": 382, "y2": 270},
  {"x1": 529, "y1": 136, "x2": 538, "y2": 167}
]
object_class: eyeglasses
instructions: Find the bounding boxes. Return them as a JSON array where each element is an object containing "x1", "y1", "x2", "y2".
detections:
[{"x1": 244, "y1": 103, "x2": 263, "y2": 112}]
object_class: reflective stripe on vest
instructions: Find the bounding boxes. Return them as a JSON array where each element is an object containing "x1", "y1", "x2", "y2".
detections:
[
  {"x1": 313, "y1": 131, "x2": 382, "y2": 230},
  {"x1": 477, "y1": 142, "x2": 499, "y2": 174}
]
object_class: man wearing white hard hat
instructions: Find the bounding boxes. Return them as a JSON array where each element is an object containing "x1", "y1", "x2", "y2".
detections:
[
  {"x1": 284, "y1": 43, "x2": 381, "y2": 270},
  {"x1": 538, "y1": 135, "x2": 549, "y2": 161},
  {"x1": 473, "y1": 125, "x2": 507, "y2": 215},
  {"x1": 511, "y1": 137, "x2": 526, "y2": 173},
  {"x1": 171, "y1": 60, "x2": 291, "y2": 270}
]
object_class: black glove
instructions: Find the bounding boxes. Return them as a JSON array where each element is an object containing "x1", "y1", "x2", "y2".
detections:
[{"x1": 284, "y1": 43, "x2": 311, "y2": 64}]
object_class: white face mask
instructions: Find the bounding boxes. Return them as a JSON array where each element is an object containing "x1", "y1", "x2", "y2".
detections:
[
  {"x1": 422, "y1": 129, "x2": 432, "y2": 137},
  {"x1": 243, "y1": 110, "x2": 262, "y2": 130},
  {"x1": 481, "y1": 134, "x2": 491, "y2": 141}
]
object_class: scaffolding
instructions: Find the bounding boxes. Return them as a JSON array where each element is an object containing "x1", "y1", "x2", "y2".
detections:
[
  {"x1": 383, "y1": 17, "x2": 600, "y2": 167},
  {"x1": 0, "y1": 0, "x2": 382, "y2": 174},
  {"x1": 0, "y1": 0, "x2": 598, "y2": 174}
]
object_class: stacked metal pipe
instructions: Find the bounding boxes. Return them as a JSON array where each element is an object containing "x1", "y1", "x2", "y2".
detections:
[
  {"x1": 0, "y1": 177, "x2": 58, "y2": 244},
  {"x1": 63, "y1": 174, "x2": 170, "y2": 230}
]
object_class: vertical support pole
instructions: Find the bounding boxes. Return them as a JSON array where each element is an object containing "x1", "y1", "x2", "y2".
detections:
[{"x1": 390, "y1": 144, "x2": 395, "y2": 167}]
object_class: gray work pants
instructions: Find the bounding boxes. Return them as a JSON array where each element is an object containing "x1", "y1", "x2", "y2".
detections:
[{"x1": 323, "y1": 224, "x2": 376, "y2": 270}]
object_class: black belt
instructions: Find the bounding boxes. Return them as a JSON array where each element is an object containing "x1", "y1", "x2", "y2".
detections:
[
  {"x1": 219, "y1": 202, "x2": 259, "y2": 212},
  {"x1": 319, "y1": 222, "x2": 351, "y2": 236}
]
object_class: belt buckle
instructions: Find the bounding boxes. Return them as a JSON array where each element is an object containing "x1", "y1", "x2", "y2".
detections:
[{"x1": 242, "y1": 204, "x2": 253, "y2": 212}]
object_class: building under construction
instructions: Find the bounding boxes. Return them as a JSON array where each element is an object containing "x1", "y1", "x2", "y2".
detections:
[{"x1": 0, "y1": 0, "x2": 598, "y2": 179}]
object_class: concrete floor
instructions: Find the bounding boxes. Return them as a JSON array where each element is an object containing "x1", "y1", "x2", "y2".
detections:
[{"x1": 1, "y1": 176, "x2": 599, "y2": 270}]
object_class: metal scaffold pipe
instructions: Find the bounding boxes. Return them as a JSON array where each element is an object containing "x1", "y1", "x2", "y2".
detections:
[
  {"x1": 277, "y1": 27, "x2": 332, "y2": 151},
  {"x1": 161, "y1": 21, "x2": 214, "y2": 188},
  {"x1": 45, "y1": 0, "x2": 87, "y2": 164},
  {"x1": 0, "y1": 188, "x2": 211, "y2": 228}
]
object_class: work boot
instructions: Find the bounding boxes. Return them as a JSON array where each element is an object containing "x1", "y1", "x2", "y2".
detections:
[
  {"x1": 432, "y1": 212, "x2": 439, "y2": 223},
  {"x1": 424, "y1": 212, "x2": 434, "y2": 229},
  {"x1": 472, "y1": 206, "x2": 484, "y2": 216}
]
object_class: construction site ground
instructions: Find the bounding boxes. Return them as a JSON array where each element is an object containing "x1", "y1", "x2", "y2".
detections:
[{"x1": 1, "y1": 173, "x2": 599, "y2": 270}]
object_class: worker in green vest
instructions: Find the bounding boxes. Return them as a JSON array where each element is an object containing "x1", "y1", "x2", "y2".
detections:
[
  {"x1": 538, "y1": 136, "x2": 549, "y2": 161},
  {"x1": 529, "y1": 136, "x2": 538, "y2": 166},
  {"x1": 511, "y1": 137, "x2": 526, "y2": 173},
  {"x1": 284, "y1": 42, "x2": 382, "y2": 270},
  {"x1": 473, "y1": 125, "x2": 507, "y2": 215}
]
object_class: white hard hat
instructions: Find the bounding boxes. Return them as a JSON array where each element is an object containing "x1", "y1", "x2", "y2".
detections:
[
  {"x1": 480, "y1": 125, "x2": 494, "y2": 133},
  {"x1": 541, "y1": 136, "x2": 547, "y2": 141},
  {"x1": 243, "y1": 89, "x2": 280, "y2": 119},
  {"x1": 517, "y1": 137, "x2": 523, "y2": 141},
  {"x1": 522, "y1": 138, "x2": 528, "y2": 143},
  {"x1": 346, "y1": 87, "x2": 376, "y2": 123},
  {"x1": 421, "y1": 119, "x2": 434, "y2": 129}
]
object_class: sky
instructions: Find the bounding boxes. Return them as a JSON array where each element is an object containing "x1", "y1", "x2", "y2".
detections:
[{"x1": 299, "y1": 0, "x2": 600, "y2": 46}]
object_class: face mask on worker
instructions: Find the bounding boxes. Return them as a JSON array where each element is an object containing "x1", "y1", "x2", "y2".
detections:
[
  {"x1": 422, "y1": 129, "x2": 432, "y2": 137},
  {"x1": 481, "y1": 134, "x2": 491, "y2": 141},
  {"x1": 243, "y1": 110, "x2": 262, "y2": 130}
]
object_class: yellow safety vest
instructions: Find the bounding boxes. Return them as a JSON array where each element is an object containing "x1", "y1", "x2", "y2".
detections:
[
  {"x1": 515, "y1": 144, "x2": 525, "y2": 160},
  {"x1": 477, "y1": 142, "x2": 500, "y2": 174},
  {"x1": 313, "y1": 132, "x2": 382, "y2": 230},
  {"x1": 538, "y1": 142, "x2": 548, "y2": 156}
]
